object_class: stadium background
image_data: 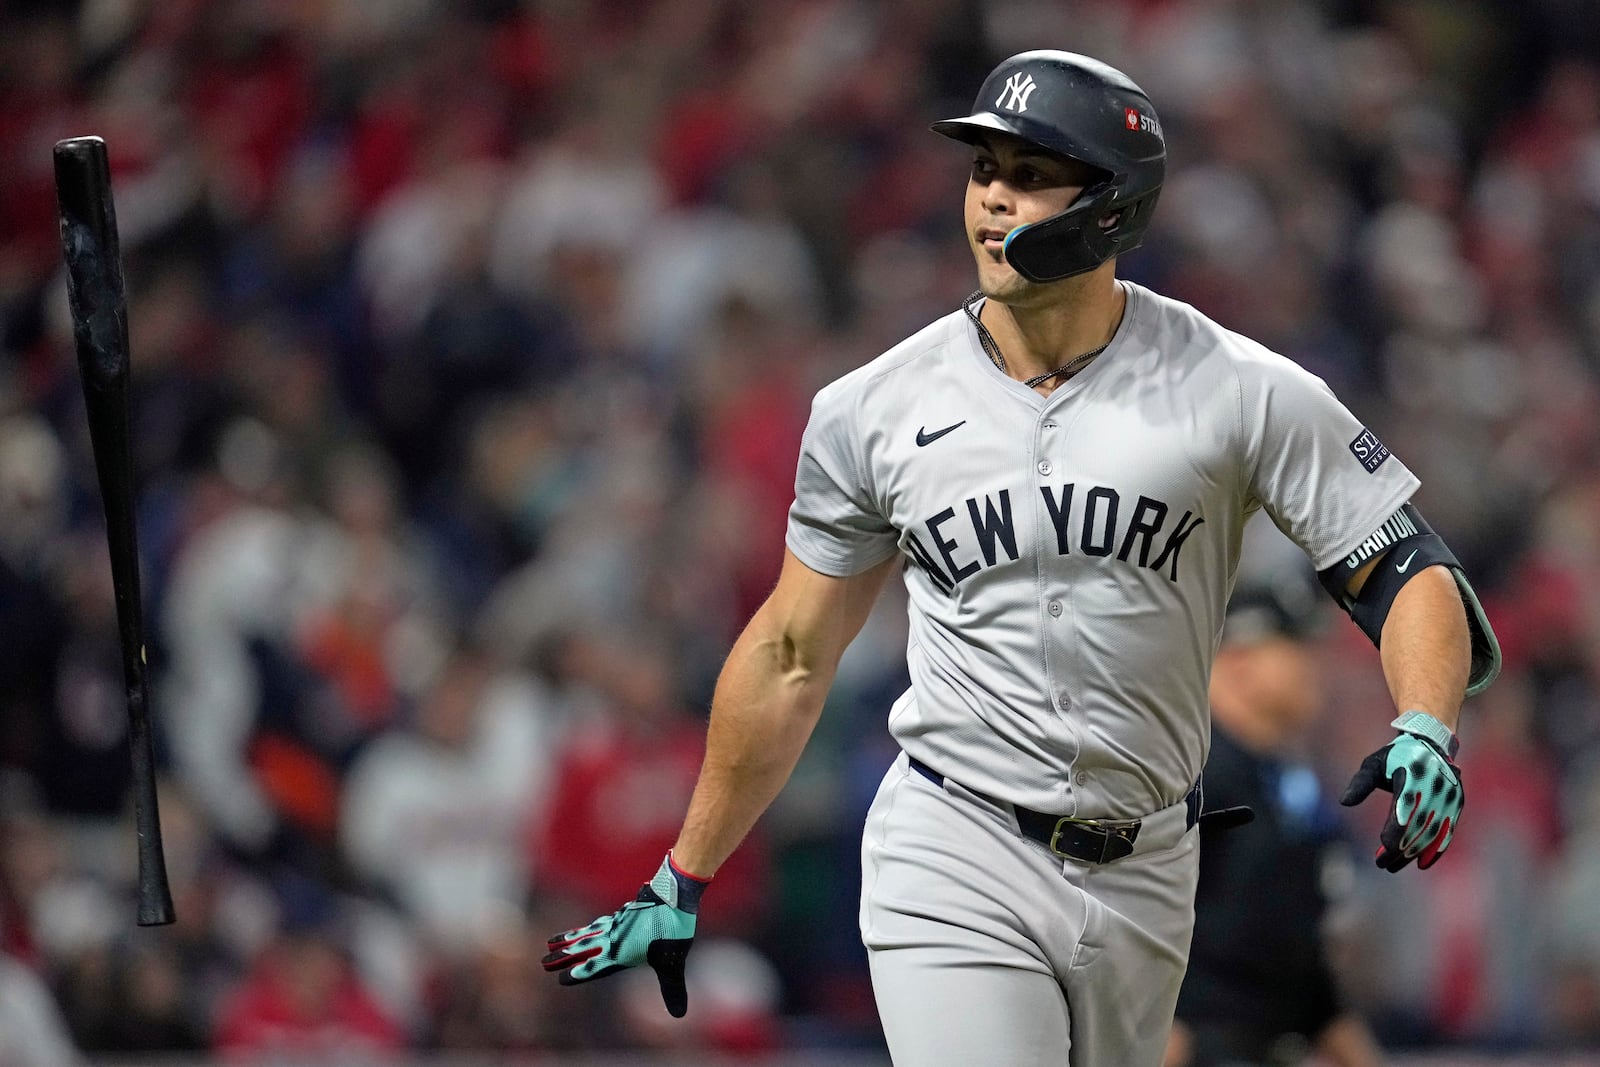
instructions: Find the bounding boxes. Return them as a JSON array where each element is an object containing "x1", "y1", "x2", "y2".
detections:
[{"x1": 2, "y1": 0, "x2": 1599, "y2": 1062}]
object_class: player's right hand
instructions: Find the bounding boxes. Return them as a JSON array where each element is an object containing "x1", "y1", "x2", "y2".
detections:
[
  {"x1": 1339, "y1": 711, "x2": 1463, "y2": 872},
  {"x1": 541, "y1": 852, "x2": 709, "y2": 1017}
]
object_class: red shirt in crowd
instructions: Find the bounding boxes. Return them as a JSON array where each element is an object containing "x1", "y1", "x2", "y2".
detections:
[
  {"x1": 213, "y1": 935, "x2": 404, "y2": 1060},
  {"x1": 532, "y1": 715, "x2": 768, "y2": 930}
]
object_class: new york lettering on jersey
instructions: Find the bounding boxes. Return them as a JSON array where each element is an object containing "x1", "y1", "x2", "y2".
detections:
[{"x1": 904, "y1": 482, "x2": 1205, "y2": 591}]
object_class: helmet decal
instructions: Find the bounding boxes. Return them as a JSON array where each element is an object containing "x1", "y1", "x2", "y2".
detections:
[{"x1": 996, "y1": 72, "x2": 1039, "y2": 113}]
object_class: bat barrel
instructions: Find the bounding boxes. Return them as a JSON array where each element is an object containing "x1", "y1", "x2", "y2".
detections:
[{"x1": 53, "y1": 135, "x2": 176, "y2": 927}]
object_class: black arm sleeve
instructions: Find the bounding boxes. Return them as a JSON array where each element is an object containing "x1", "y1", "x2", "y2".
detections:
[{"x1": 1316, "y1": 503, "x2": 1501, "y2": 695}]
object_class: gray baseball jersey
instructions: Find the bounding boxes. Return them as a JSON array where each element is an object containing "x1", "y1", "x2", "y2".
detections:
[{"x1": 787, "y1": 280, "x2": 1419, "y2": 819}]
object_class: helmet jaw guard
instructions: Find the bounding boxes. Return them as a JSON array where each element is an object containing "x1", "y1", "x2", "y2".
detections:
[
  {"x1": 934, "y1": 50, "x2": 1165, "y2": 282},
  {"x1": 1002, "y1": 184, "x2": 1162, "y2": 283}
]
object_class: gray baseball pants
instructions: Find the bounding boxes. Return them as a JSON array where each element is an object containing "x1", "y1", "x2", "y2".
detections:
[{"x1": 860, "y1": 751, "x2": 1200, "y2": 1066}]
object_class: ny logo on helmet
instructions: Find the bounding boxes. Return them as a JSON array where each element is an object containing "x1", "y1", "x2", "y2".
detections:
[{"x1": 996, "y1": 73, "x2": 1037, "y2": 113}]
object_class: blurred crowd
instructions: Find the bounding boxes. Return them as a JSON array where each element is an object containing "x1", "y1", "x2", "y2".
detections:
[{"x1": 1, "y1": 0, "x2": 1598, "y2": 1060}]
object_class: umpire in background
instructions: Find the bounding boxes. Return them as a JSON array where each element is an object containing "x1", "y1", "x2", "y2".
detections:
[{"x1": 1165, "y1": 553, "x2": 1383, "y2": 1067}]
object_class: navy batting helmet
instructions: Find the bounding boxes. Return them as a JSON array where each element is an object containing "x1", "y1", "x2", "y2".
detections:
[
  {"x1": 1223, "y1": 566, "x2": 1329, "y2": 645},
  {"x1": 932, "y1": 50, "x2": 1166, "y2": 283}
]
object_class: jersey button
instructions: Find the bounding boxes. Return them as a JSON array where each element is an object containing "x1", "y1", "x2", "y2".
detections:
[
  {"x1": 1056, "y1": 691, "x2": 1071, "y2": 711},
  {"x1": 1047, "y1": 600, "x2": 1063, "y2": 617},
  {"x1": 1075, "y1": 771, "x2": 1089, "y2": 786},
  {"x1": 1037, "y1": 460, "x2": 1052, "y2": 476}
]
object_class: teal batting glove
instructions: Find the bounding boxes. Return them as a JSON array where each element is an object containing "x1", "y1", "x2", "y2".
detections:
[
  {"x1": 542, "y1": 852, "x2": 709, "y2": 1017},
  {"x1": 1340, "y1": 710, "x2": 1463, "y2": 872}
]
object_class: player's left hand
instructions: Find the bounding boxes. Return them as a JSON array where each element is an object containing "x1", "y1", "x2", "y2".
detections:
[
  {"x1": 1339, "y1": 711, "x2": 1463, "y2": 872},
  {"x1": 541, "y1": 852, "x2": 708, "y2": 1017}
]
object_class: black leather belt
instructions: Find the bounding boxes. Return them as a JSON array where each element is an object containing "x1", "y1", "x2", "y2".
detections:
[{"x1": 907, "y1": 754, "x2": 1202, "y2": 864}]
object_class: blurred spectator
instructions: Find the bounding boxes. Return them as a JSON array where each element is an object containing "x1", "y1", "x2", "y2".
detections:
[
  {"x1": 222, "y1": 154, "x2": 371, "y2": 417},
  {"x1": 158, "y1": 418, "x2": 305, "y2": 856},
  {"x1": 0, "y1": 416, "x2": 73, "y2": 804},
  {"x1": 1168, "y1": 527, "x2": 1381, "y2": 1067},
  {"x1": 488, "y1": 120, "x2": 665, "y2": 311},
  {"x1": 163, "y1": 429, "x2": 449, "y2": 863},
  {"x1": 59, "y1": 936, "x2": 207, "y2": 1054},
  {"x1": 0, "y1": 792, "x2": 121, "y2": 980},
  {"x1": 31, "y1": 534, "x2": 135, "y2": 823},
  {"x1": 361, "y1": 161, "x2": 509, "y2": 346},
  {"x1": 0, "y1": 950, "x2": 83, "y2": 1066},
  {"x1": 614, "y1": 938, "x2": 783, "y2": 1055},
  {"x1": 621, "y1": 157, "x2": 825, "y2": 365},
  {"x1": 472, "y1": 415, "x2": 688, "y2": 665},
  {"x1": 57, "y1": 783, "x2": 273, "y2": 1054},
  {"x1": 531, "y1": 630, "x2": 769, "y2": 931},
  {"x1": 1549, "y1": 775, "x2": 1600, "y2": 1048},
  {"x1": 382, "y1": 204, "x2": 571, "y2": 502},
  {"x1": 212, "y1": 881, "x2": 404, "y2": 1062},
  {"x1": 340, "y1": 639, "x2": 560, "y2": 954},
  {"x1": 290, "y1": 440, "x2": 447, "y2": 747},
  {"x1": 429, "y1": 913, "x2": 557, "y2": 1052}
]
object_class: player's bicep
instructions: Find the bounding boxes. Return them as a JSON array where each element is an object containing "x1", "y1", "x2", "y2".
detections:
[{"x1": 751, "y1": 548, "x2": 898, "y2": 676}]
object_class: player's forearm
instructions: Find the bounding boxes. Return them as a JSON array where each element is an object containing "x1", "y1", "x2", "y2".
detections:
[
  {"x1": 1378, "y1": 564, "x2": 1470, "y2": 730},
  {"x1": 671, "y1": 618, "x2": 836, "y2": 877}
]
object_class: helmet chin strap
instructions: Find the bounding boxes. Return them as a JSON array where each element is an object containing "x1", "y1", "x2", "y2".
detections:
[{"x1": 1001, "y1": 182, "x2": 1121, "y2": 283}]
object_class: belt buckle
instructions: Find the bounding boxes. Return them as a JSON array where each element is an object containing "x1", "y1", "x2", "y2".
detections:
[{"x1": 1049, "y1": 816, "x2": 1141, "y2": 863}]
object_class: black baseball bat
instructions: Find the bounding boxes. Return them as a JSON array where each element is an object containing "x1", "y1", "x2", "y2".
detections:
[{"x1": 53, "y1": 136, "x2": 176, "y2": 927}]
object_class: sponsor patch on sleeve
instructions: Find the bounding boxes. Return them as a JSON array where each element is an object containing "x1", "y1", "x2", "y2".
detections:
[{"x1": 1348, "y1": 428, "x2": 1391, "y2": 473}]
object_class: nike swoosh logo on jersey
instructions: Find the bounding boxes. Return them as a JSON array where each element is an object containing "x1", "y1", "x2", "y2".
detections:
[
  {"x1": 1396, "y1": 549, "x2": 1419, "y2": 573},
  {"x1": 916, "y1": 421, "x2": 966, "y2": 447}
]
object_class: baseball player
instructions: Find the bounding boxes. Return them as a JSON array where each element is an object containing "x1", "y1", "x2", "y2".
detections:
[
  {"x1": 542, "y1": 50, "x2": 1501, "y2": 1066},
  {"x1": 1167, "y1": 551, "x2": 1383, "y2": 1067}
]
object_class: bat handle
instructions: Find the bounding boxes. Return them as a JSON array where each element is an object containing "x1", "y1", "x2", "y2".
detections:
[{"x1": 129, "y1": 678, "x2": 174, "y2": 926}]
